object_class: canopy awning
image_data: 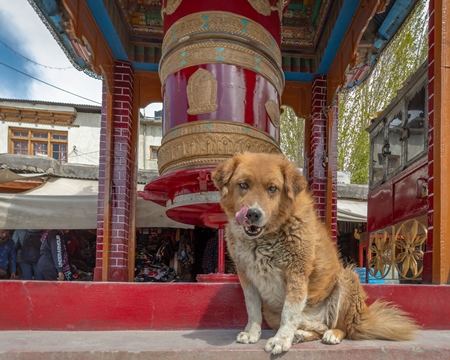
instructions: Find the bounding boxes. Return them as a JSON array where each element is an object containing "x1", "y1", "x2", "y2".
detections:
[
  {"x1": 0, "y1": 177, "x2": 366, "y2": 229},
  {"x1": 0, "y1": 169, "x2": 47, "y2": 183},
  {"x1": 0, "y1": 177, "x2": 192, "y2": 230},
  {"x1": 337, "y1": 199, "x2": 367, "y2": 223}
]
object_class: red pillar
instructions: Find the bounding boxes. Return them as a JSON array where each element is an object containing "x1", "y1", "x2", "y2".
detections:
[
  {"x1": 308, "y1": 75, "x2": 328, "y2": 223},
  {"x1": 95, "y1": 61, "x2": 136, "y2": 282},
  {"x1": 95, "y1": 80, "x2": 109, "y2": 282},
  {"x1": 328, "y1": 102, "x2": 338, "y2": 242},
  {"x1": 423, "y1": 0, "x2": 435, "y2": 283}
]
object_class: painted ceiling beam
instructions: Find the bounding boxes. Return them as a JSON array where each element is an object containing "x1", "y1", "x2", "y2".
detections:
[
  {"x1": 31, "y1": 0, "x2": 416, "y2": 87},
  {"x1": 29, "y1": 0, "x2": 89, "y2": 71}
]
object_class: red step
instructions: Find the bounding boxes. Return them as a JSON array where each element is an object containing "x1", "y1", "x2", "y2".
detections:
[{"x1": 1, "y1": 281, "x2": 449, "y2": 331}]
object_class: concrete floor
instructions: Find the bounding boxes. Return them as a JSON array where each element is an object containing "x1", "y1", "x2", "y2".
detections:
[{"x1": 1, "y1": 330, "x2": 449, "y2": 360}]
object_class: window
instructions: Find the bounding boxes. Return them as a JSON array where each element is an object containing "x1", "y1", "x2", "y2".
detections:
[
  {"x1": 150, "y1": 146, "x2": 159, "y2": 160},
  {"x1": 387, "y1": 111, "x2": 403, "y2": 175},
  {"x1": 368, "y1": 64, "x2": 427, "y2": 189},
  {"x1": 9, "y1": 128, "x2": 68, "y2": 163},
  {"x1": 372, "y1": 127, "x2": 385, "y2": 185},
  {"x1": 406, "y1": 86, "x2": 426, "y2": 162}
]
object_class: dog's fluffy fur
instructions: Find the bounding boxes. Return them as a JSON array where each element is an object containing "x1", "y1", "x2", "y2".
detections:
[{"x1": 212, "y1": 153, "x2": 418, "y2": 355}]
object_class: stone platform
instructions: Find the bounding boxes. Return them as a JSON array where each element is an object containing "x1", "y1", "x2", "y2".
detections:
[{"x1": 1, "y1": 330, "x2": 449, "y2": 360}]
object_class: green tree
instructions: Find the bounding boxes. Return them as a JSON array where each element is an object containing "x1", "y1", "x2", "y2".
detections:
[
  {"x1": 280, "y1": 105, "x2": 305, "y2": 168},
  {"x1": 338, "y1": 0, "x2": 428, "y2": 184}
]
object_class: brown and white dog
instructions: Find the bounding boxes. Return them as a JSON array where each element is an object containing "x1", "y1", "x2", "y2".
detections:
[{"x1": 212, "y1": 152, "x2": 418, "y2": 355}]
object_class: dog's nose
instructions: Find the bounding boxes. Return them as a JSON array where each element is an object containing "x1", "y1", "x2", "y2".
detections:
[{"x1": 246, "y1": 208, "x2": 262, "y2": 223}]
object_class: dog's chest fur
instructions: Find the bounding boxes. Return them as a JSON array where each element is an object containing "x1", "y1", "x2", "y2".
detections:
[{"x1": 229, "y1": 226, "x2": 287, "y2": 306}]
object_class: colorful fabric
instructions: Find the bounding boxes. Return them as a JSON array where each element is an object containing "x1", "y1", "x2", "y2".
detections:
[
  {"x1": 0, "y1": 238, "x2": 16, "y2": 274},
  {"x1": 202, "y1": 237, "x2": 218, "y2": 273}
]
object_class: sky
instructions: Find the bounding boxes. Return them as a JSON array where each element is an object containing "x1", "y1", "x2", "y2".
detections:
[
  {"x1": 0, "y1": 1, "x2": 160, "y2": 115},
  {"x1": 0, "y1": 0, "x2": 103, "y2": 105}
]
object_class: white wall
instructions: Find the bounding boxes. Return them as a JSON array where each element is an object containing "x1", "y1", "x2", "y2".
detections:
[
  {"x1": 67, "y1": 112, "x2": 101, "y2": 165},
  {"x1": 0, "y1": 107, "x2": 101, "y2": 165},
  {"x1": 138, "y1": 120, "x2": 162, "y2": 170},
  {"x1": 0, "y1": 100, "x2": 163, "y2": 169}
]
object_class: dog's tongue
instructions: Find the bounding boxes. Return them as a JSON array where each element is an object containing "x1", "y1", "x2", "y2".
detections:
[{"x1": 235, "y1": 205, "x2": 251, "y2": 227}]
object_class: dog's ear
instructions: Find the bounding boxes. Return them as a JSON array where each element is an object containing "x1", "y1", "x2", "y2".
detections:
[
  {"x1": 212, "y1": 156, "x2": 240, "y2": 197},
  {"x1": 281, "y1": 159, "x2": 307, "y2": 201}
]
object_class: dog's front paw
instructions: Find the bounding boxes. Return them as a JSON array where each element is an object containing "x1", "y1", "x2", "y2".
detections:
[
  {"x1": 293, "y1": 329, "x2": 322, "y2": 343},
  {"x1": 264, "y1": 336, "x2": 292, "y2": 354},
  {"x1": 237, "y1": 331, "x2": 261, "y2": 344},
  {"x1": 322, "y1": 329, "x2": 345, "y2": 345}
]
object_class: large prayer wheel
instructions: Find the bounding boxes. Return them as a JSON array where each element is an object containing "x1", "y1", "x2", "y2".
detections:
[{"x1": 139, "y1": 0, "x2": 286, "y2": 228}]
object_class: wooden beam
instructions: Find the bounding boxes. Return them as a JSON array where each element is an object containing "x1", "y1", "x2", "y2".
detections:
[
  {"x1": 135, "y1": 70, "x2": 163, "y2": 108},
  {"x1": 62, "y1": 0, "x2": 115, "y2": 87},
  {"x1": 0, "y1": 180, "x2": 44, "y2": 194},
  {"x1": 326, "y1": 106, "x2": 334, "y2": 235},
  {"x1": 0, "y1": 106, "x2": 77, "y2": 126},
  {"x1": 128, "y1": 70, "x2": 163, "y2": 281},
  {"x1": 327, "y1": 1, "x2": 381, "y2": 104},
  {"x1": 281, "y1": 81, "x2": 312, "y2": 180},
  {"x1": 432, "y1": 0, "x2": 450, "y2": 284},
  {"x1": 281, "y1": 81, "x2": 311, "y2": 118},
  {"x1": 127, "y1": 74, "x2": 142, "y2": 282}
]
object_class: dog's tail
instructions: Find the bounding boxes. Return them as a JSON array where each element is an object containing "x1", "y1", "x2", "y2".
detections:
[{"x1": 348, "y1": 300, "x2": 419, "y2": 341}]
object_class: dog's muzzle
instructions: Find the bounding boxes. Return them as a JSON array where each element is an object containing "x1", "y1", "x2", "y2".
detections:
[{"x1": 235, "y1": 206, "x2": 265, "y2": 237}]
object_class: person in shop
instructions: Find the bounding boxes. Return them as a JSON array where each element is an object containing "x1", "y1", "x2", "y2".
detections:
[
  {"x1": 12, "y1": 229, "x2": 44, "y2": 280},
  {"x1": 202, "y1": 234, "x2": 218, "y2": 274},
  {"x1": 37, "y1": 229, "x2": 72, "y2": 281},
  {"x1": 0, "y1": 230, "x2": 17, "y2": 279},
  {"x1": 65, "y1": 231, "x2": 81, "y2": 259},
  {"x1": 177, "y1": 229, "x2": 195, "y2": 281}
]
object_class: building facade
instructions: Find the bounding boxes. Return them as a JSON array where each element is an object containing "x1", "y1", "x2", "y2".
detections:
[{"x1": 0, "y1": 99, "x2": 161, "y2": 169}]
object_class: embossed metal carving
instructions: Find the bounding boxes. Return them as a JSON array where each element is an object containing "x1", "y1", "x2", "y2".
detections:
[
  {"x1": 160, "y1": 10, "x2": 284, "y2": 95},
  {"x1": 248, "y1": 0, "x2": 272, "y2": 15},
  {"x1": 187, "y1": 69, "x2": 218, "y2": 115},
  {"x1": 162, "y1": 11, "x2": 281, "y2": 65},
  {"x1": 160, "y1": 41, "x2": 284, "y2": 95},
  {"x1": 158, "y1": 120, "x2": 281, "y2": 174},
  {"x1": 265, "y1": 100, "x2": 280, "y2": 128},
  {"x1": 161, "y1": 0, "x2": 182, "y2": 16}
]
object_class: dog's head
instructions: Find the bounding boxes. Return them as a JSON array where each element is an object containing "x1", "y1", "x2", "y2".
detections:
[{"x1": 212, "y1": 153, "x2": 307, "y2": 238}]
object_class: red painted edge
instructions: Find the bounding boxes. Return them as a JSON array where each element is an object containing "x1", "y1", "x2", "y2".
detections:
[{"x1": 1, "y1": 282, "x2": 449, "y2": 331}]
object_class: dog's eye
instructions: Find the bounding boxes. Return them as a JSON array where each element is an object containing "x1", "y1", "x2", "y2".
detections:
[
  {"x1": 238, "y1": 182, "x2": 249, "y2": 190},
  {"x1": 267, "y1": 186, "x2": 278, "y2": 194}
]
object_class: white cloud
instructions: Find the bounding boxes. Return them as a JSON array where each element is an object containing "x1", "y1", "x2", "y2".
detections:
[
  {"x1": 0, "y1": 87, "x2": 15, "y2": 100},
  {"x1": 0, "y1": 0, "x2": 102, "y2": 105}
]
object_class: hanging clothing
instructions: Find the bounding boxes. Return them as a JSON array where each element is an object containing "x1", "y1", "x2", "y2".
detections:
[{"x1": 38, "y1": 230, "x2": 71, "y2": 280}]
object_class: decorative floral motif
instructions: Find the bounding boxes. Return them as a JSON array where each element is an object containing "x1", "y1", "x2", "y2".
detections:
[
  {"x1": 368, "y1": 230, "x2": 392, "y2": 279},
  {"x1": 394, "y1": 219, "x2": 426, "y2": 279},
  {"x1": 369, "y1": 219, "x2": 427, "y2": 281}
]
